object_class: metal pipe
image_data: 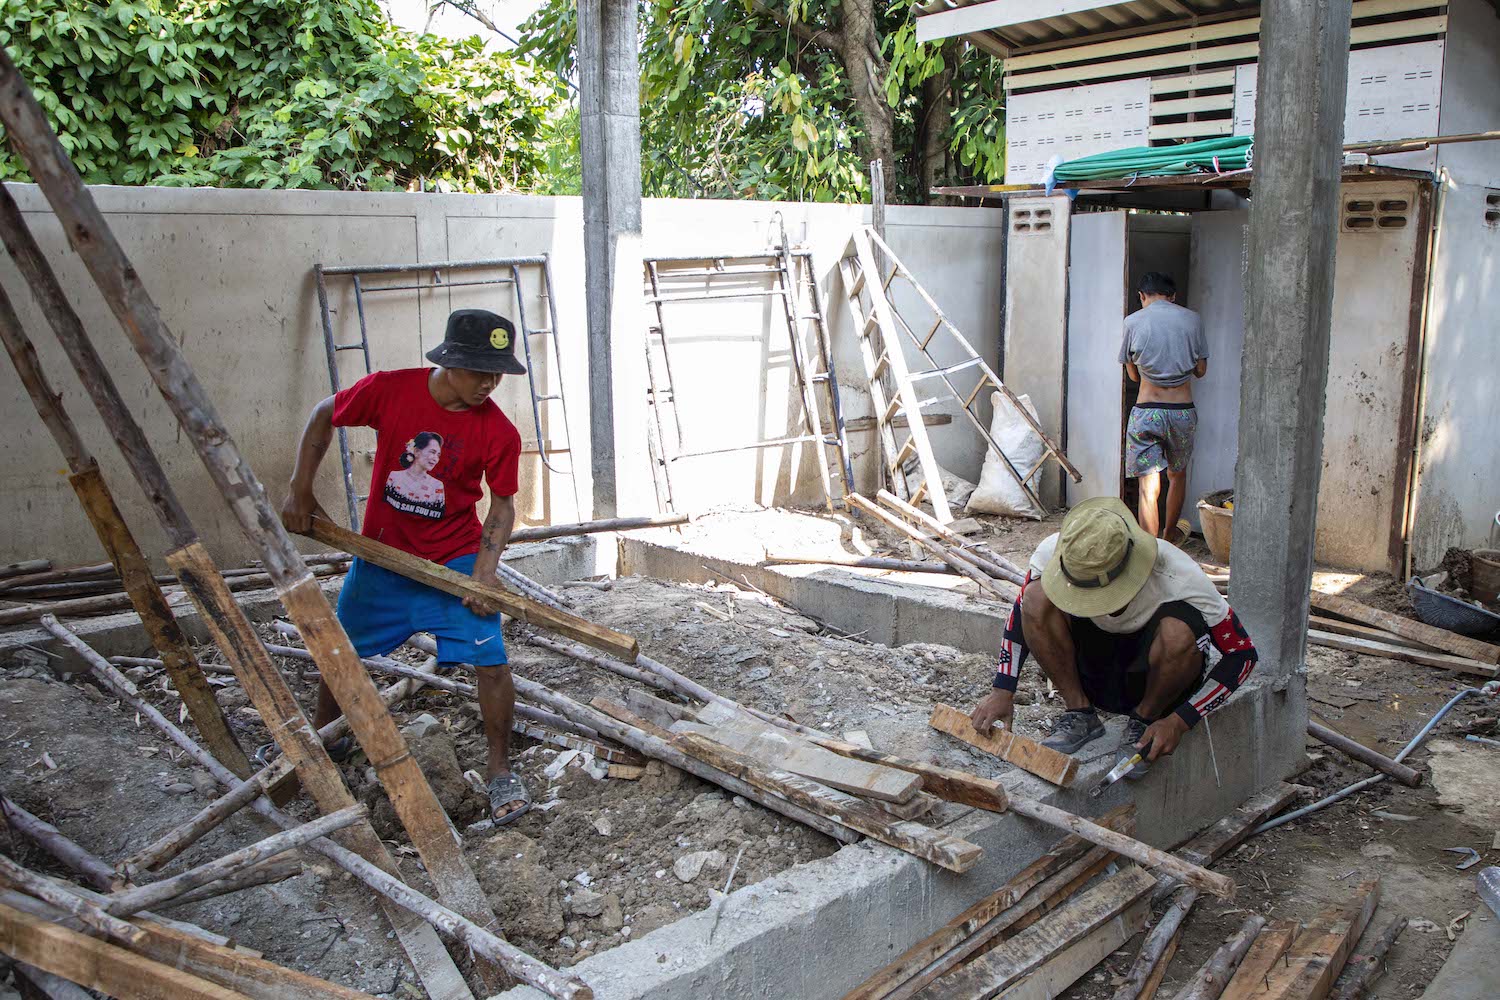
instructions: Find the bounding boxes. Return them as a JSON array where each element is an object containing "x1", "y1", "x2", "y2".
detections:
[
  {"x1": 1253, "y1": 681, "x2": 1499, "y2": 835},
  {"x1": 318, "y1": 256, "x2": 549, "y2": 276}
]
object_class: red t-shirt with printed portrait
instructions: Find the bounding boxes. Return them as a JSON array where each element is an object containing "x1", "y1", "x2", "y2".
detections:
[{"x1": 332, "y1": 368, "x2": 521, "y2": 565}]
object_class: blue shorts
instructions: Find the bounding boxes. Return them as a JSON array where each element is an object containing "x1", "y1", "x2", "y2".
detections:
[{"x1": 336, "y1": 553, "x2": 507, "y2": 668}]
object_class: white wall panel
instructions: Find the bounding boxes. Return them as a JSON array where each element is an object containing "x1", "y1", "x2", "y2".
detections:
[{"x1": 1005, "y1": 79, "x2": 1150, "y2": 184}]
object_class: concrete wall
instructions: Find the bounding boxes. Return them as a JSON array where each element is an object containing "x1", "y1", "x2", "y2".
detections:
[
  {"x1": 0, "y1": 184, "x2": 1005, "y2": 566},
  {"x1": 1437, "y1": 0, "x2": 1500, "y2": 188},
  {"x1": 1409, "y1": 179, "x2": 1500, "y2": 568}
]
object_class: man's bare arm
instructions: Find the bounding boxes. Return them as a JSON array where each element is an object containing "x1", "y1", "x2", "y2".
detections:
[
  {"x1": 464, "y1": 494, "x2": 516, "y2": 616},
  {"x1": 1125, "y1": 361, "x2": 1141, "y2": 383},
  {"x1": 281, "y1": 396, "x2": 336, "y2": 532},
  {"x1": 1194, "y1": 358, "x2": 1209, "y2": 379}
]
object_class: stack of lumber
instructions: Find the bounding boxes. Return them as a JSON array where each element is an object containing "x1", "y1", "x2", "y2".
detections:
[
  {"x1": 1211, "y1": 881, "x2": 1381, "y2": 1000},
  {"x1": 844, "y1": 784, "x2": 1305, "y2": 1000},
  {"x1": 1202, "y1": 567, "x2": 1498, "y2": 680},
  {"x1": 845, "y1": 491, "x2": 1025, "y2": 601}
]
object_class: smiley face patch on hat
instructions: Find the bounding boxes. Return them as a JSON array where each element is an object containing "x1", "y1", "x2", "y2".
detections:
[{"x1": 489, "y1": 327, "x2": 510, "y2": 350}]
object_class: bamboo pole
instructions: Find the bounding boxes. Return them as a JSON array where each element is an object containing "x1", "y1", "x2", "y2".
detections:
[
  {"x1": 103, "y1": 805, "x2": 366, "y2": 918},
  {"x1": 1111, "y1": 887, "x2": 1196, "y2": 1000},
  {"x1": 0, "y1": 562, "x2": 115, "y2": 592},
  {"x1": 0, "y1": 75, "x2": 506, "y2": 991},
  {"x1": 117, "y1": 758, "x2": 298, "y2": 880},
  {"x1": 0, "y1": 559, "x2": 49, "y2": 578},
  {"x1": 0, "y1": 284, "x2": 248, "y2": 777},
  {"x1": 68, "y1": 620, "x2": 590, "y2": 1000}
]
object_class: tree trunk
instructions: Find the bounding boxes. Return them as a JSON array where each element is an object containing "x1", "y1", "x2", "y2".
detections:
[
  {"x1": 836, "y1": 0, "x2": 895, "y2": 200},
  {"x1": 919, "y1": 49, "x2": 955, "y2": 202}
]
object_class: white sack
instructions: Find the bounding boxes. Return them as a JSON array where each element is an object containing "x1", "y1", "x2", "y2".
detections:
[{"x1": 965, "y1": 392, "x2": 1046, "y2": 520}]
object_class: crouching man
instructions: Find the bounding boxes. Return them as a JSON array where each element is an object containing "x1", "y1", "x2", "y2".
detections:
[
  {"x1": 969, "y1": 497, "x2": 1257, "y2": 779},
  {"x1": 280, "y1": 308, "x2": 531, "y2": 824}
]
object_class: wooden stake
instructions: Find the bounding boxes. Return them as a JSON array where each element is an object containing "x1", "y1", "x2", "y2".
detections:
[
  {"x1": 117, "y1": 758, "x2": 297, "y2": 880},
  {"x1": 846, "y1": 494, "x2": 1011, "y2": 599},
  {"x1": 1169, "y1": 914, "x2": 1267, "y2": 1000},
  {"x1": 1307, "y1": 720, "x2": 1424, "y2": 786},
  {"x1": 672, "y1": 732, "x2": 982, "y2": 872},
  {"x1": 0, "y1": 286, "x2": 248, "y2": 777},
  {"x1": 157, "y1": 856, "x2": 304, "y2": 910},
  {"x1": 928, "y1": 703, "x2": 1079, "y2": 786},
  {"x1": 1007, "y1": 797, "x2": 1236, "y2": 899},
  {"x1": 0, "y1": 855, "x2": 145, "y2": 946},
  {"x1": 0, "y1": 899, "x2": 251, "y2": 1000},
  {"x1": 0, "y1": 559, "x2": 49, "y2": 578},
  {"x1": 875, "y1": 490, "x2": 1026, "y2": 584},
  {"x1": 73, "y1": 641, "x2": 591, "y2": 1000},
  {"x1": 0, "y1": 65, "x2": 506, "y2": 991},
  {"x1": 509, "y1": 513, "x2": 688, "y2": 541},
  {"x1": 1112, "y1": 888, "x2": 1195, "y2": 1000},
  {"x1": 104, "y1": 804, "x2": 365, "y2": 918},
  {"x1": 1330, "y1": 915, "x2": 1407, "y2": 1000},
  {"x1": 302, "y1": 517, "x2": 639, "y2": 660}
]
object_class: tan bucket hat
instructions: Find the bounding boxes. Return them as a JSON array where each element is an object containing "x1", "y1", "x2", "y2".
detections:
[{"x1": 1041, "y1": 497, "x2": 1159, "y2": 617}]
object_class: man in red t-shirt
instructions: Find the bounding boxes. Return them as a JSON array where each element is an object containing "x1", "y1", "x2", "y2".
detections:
[{"x1": 281, "y1": 308, "x2": 530, "y2": 824}]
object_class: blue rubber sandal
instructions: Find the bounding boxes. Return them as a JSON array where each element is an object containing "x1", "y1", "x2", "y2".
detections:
[{"x1": 486, "y1": 773, "x2": 532, "y2": 826}]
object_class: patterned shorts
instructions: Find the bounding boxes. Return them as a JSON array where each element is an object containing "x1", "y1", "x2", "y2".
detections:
[{"x1": 1126, "y1": 403, "x2": 1197, "y2": 477}]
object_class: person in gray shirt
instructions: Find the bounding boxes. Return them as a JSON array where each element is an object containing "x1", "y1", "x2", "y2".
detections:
[{"x1": 1118, "y1": 272, "x2": 1208, "y2": 542}]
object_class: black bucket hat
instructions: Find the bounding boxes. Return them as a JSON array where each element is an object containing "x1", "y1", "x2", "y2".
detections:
[{"x1": 425, "y1": 309, "x2": 527, "y2": 375}]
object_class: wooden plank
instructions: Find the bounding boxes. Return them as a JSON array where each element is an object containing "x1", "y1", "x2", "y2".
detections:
[
  {"x1": 1151, "y1": 94, "x2": 1237, "y2": 115},
  {"x1": 844, "y1": 809, "x2": 1137, "y2": 1000},
  {"x1": 673, "y1": 732, "x2": 983, "y2": 873},
  {"x1": 1150, "y1": 120, "x2": 1235, "y2": 140},
  {"x1": 1004, "y1": 0, "x2": 1437, "y2": 72},
  {"x1": 922, "y1": 866, "x2": 1158, "y2": 999},
  {"x1": 1006, "y1": 897, "x2": 1152, "y2": 1000},
  {"x1": 1308, "y1": 615, "x2": 1439, "y2": 651},
  {"x1": 591, "y1": 697, "x2": 676, "y2": 741},
  {"x1": 1004, "y1": 17, "x2": 1449, "y2": 90},
  {"x1": 867, "y1": 791, "x2": 940, "y2": 821},
  {"x1": 929, "y1": 703, "x2": 1079, "y2": 787},
  {"x1": 1309, "y1": 591, "x2": 1500, "y2": 662},
  {"x1": 1151, "y1": 70, "x2": 1237, "y2": 94},
  {"x1": 0, "y1": 887, "x2": 374, "y2": 1000},
  {"x1": 1308, "y1": 629, "x2": 1497, "y2": 679},
  {"x1": 1169, "y1": 783, "x2": 1306, "y2": 872},
  {"x1": 1253, "y1": 881, "x2": 1380, "y2": 1000},
  {"x1": 0, "y1": 899, "x2": 250, "y2": 1000},
  {"x1": 670, "y1": 721, "x2": 922, "y2": 803},
  {"x1": 1219, "y1": 921, "x2": 1298, "y2": 1000},
  {"x1": 305, "y1": 518, "x2": 639, "y2": 660},
  {"x1": 695, "y1": 700, "x2": 1013, "y2": 813}
]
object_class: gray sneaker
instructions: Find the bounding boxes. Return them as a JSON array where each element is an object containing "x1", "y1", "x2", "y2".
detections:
[
  {"x1": 1041, "y1": 709, "x2": 1105, "y2": 754},
  {"x1": 1119, "y1": 716, "x2": 1152, "y2": 780}
]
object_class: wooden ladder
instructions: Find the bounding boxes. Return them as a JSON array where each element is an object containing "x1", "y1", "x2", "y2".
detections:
[
  {"x1": 863, "y1": 225, "x2": 1082, "y2": 516},
  {"x1": 838, "y1": 228, "x2": 954, "y2": 520}
]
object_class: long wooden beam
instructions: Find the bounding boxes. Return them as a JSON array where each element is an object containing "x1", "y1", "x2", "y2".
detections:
[
  {"x1": 303, "y1": 517, "x2": 640, "y2": 660},
  {"x1": 1309, "y1": 592, "x2": 1500, "y2": 663}
]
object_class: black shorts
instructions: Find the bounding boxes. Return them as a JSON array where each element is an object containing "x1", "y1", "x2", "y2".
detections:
[{"x1": 1046, "y1": 601, "x2": 1209, "y2": 715}]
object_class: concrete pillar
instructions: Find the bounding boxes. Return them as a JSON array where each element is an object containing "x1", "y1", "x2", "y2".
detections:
[
  {"x1": 579, "y1": 0, "x2": 643, "y2": 518},
  {"x1": 1230, "y1": 0, "x2": 1352, "y2": 681}
]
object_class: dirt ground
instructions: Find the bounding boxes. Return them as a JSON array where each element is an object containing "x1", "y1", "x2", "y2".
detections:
[{"x1": 0, "y1": 507, "x2": 1494, "y2": 997}]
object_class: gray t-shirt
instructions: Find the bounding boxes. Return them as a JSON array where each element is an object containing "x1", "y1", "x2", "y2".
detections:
[{"x1": 1118, "y1": 300, "x2": 1207, "y2": 388}]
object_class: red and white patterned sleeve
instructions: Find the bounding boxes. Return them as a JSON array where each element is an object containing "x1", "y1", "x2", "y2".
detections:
[
  {"x1": 993, "y1": 573, "x2": 1033, "y2": 692},
  {"x1": 1172, "y1": 605, "x2": 1258, "y2": 728}
]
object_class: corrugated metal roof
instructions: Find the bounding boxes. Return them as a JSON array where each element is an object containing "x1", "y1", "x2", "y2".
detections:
[{"x1": 916, "y1": 0, "x2": 1259, "y2": 53}]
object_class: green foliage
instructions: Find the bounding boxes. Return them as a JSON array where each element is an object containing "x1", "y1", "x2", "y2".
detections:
[
  {"x1": 1, "y1": 0, "x2": 566, "y2": 191},
  {"x1": 519, "y1": 0, "x2": 1006, "y2": 204}
]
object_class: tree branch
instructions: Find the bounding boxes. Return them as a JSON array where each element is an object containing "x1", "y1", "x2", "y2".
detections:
[{"x1": 748, "y1": 0, "x2": 839, "y2": 52}]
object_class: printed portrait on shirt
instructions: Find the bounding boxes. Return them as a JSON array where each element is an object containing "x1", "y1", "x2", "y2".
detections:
[{"x1": 384, "y1": 431, "x2": 446, "y2": 519}]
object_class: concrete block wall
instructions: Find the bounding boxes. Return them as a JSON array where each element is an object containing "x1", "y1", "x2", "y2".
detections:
[{"x1": 0, "y1": 184, "x2": 1005, "y2": 567}]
